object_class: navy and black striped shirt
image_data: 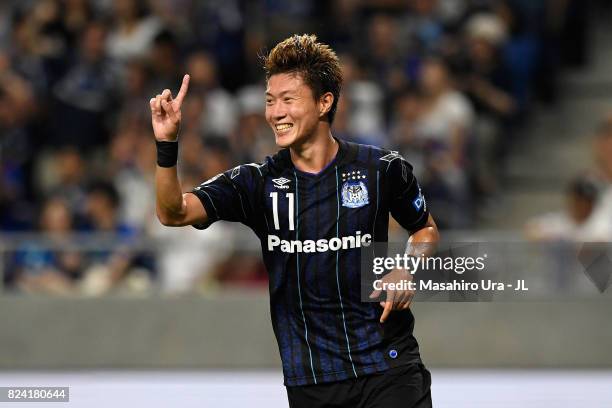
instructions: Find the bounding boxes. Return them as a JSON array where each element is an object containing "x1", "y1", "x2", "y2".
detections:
[{"x1": 190, "y1": 138, "x2": 429, "y2": 386}]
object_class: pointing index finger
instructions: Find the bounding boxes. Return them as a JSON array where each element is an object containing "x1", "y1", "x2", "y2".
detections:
[{"x1": 174, "y1": 74, "x2": 190, "y2": 106}]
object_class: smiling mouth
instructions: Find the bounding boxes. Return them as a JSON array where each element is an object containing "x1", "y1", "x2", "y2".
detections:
[{"x1": 275, "y1": 123, "x2": 293, "y2": 132}]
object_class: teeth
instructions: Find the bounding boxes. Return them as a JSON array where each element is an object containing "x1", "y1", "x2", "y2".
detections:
[{"x1": 276, "y1": 124, "x2": 293, "y2": 131}]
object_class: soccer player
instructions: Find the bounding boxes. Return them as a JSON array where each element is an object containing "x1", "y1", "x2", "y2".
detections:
[{"x1": 151, "y1": 34, "x2": 439, "y2": 408}]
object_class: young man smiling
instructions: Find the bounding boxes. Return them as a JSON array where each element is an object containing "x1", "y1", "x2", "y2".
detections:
[{"x1": 152, "y1": 34, "x2": 439, "y2": 407}]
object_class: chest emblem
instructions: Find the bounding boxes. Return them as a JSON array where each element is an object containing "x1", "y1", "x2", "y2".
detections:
[{"x1": 341, "y1": 170, "x2": 369, "y2": 208}]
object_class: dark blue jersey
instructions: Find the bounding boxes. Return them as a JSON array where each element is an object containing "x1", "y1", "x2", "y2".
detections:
[{"x1": 190, "y1": 138, "x2": 429, "y2": 386}]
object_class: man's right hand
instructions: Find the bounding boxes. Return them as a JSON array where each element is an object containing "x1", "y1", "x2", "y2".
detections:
[{"x1": 150, "y1": 74, "x2": 190, "y2": 142}]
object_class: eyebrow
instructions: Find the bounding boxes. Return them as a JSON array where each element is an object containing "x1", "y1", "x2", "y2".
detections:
[{"x1": 265, "y1": 90, "x2": 297, "y2": 97}]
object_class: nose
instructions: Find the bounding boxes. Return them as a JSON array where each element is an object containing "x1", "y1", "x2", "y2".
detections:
[{"x1": 268, "y1": 102, "x2": 287, "y2": 122}]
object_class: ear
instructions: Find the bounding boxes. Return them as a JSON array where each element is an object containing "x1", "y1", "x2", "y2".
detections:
[{"x1": 318, "y1": 92, "x2": 334, "y2": 119}]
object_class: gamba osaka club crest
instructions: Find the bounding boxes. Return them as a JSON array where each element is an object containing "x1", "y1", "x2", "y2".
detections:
[{"x1": 341, "y1": 170, "x2": 369, "y2": 208}]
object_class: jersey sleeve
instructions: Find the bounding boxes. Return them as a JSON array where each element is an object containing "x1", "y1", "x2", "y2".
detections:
[
  {"x1": 383, "y1": 152, "x2": 429, "y2": 232},
  {"x1": 189, "y1": 164, "x2": 259, "y2": 230}
]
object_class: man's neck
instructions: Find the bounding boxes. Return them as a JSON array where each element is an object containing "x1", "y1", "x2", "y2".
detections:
[{"x1": 289, "y1": 130, "x2": 339, "y2": 174}]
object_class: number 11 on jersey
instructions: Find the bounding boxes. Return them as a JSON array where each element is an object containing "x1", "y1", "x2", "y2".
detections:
[{"x1": 270, "y1": 192, "x2": 294, "y2": 231}]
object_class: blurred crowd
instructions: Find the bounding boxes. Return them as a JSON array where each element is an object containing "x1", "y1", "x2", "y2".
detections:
[
  {"x1": 0, "y1": 0, "x2": 596, "y2": 295},
  {"x1": 526, "y1": 114, "x2": 612, "y2": 243}
]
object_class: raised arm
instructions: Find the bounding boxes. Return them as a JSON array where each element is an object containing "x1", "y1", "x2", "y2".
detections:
[{"x1": 150, "y1": 74, "x2": 207, "y2": 227}]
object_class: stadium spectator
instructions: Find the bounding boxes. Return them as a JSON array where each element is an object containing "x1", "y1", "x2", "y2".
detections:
[
  {"x1": 108, "y1": 115, "x2": 156, "y2": 230},
  {"x1": 0, "y1": 48, "x2": 38, "y2": 230},
  {"x1": 118, "y1": 59, "x2": 151, "y2": 123},
  {"x1": 362, "y1": 13, "x2": 409, "y2": 94},
  {"x1": 10, "y1": 197, "x2": 82, "y2": 294},
  {"x1": 35, "y1": 146, "x2": 89, "y2": 220},
  {"x1": 413, "y1": 57, "x2": 474, "y2": 228},
  {"x1": 105, "y1": 0, "x2": 162, "y2": 62},
  {"x1": 79, "y1": 181, "x2": 153, "y2": 295},
  {"x1": 525, "y1": 177, "x2": 610, "y2": 242},
  {"x1": 525, "y1": 113, "x2": 612, "y2": 291},
  {"x1": 460, "y1": 12, "x2": 517, "y2": 195},
  {"x1": 231, "y1": 85, "x2": 273, "y2": 163},
  {"x1": 337, "y1": 54, "x2": 386, "y2": 145},
  {"x1": 50, "y1": 21, "x2": 120, "y2": 149},
  {"x1": 185, "y1": 51, "x2": 238, "y2": 138},
  {"x1": 146, "y1": 30, "x2": 182, "y2": 93},
  {"x1": 389, "y1": 86, "x2": 424, "y2": 168},
  {"x1": 403, "y1": 0, "x2": 447, "y2": 56}
]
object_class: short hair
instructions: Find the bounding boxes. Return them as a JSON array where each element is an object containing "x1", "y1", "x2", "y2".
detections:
[
  {"x1": 87, "y1": 181, "x2": 120, "y2": 209},
  {"x1": 263, "y1": 34, "x2": 343, "y2": 124},
  {"x1": 568, "y1": 177, "x2": 598, "y2": 203}
]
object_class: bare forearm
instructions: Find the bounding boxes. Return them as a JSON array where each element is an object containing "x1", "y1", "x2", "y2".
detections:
[
  {"x1": 155, "y1": 165, "x2": 185, "y2": 220},
  {"x1": 407, "y1": 214, "x2": 439, "y2": 257}
]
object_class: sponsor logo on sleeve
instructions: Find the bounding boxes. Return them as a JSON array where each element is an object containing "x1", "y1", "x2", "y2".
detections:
[{"x1": 412, "y1": 184, "x2": 425, "y2": 211}]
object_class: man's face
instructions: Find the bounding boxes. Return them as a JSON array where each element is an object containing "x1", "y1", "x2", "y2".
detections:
[
  {"x1": 265, "y1": 73, "x2": 321, "y2": 148},
  {"x1": 421, "y1": 60, "x2": 447, "y2": 95}
]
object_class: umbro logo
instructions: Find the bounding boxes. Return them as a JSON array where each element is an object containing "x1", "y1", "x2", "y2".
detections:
[{"x1": 272, "y1": 177, "x2": 291, "y2": 189}]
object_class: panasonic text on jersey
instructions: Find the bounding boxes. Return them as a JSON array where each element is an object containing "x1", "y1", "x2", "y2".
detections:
[{"x1": 267, "y1": 231, "x2": 372, "y2": 253}]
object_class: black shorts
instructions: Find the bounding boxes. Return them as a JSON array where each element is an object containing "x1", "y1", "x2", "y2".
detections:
[{"x1": 286, "y1": 363, "x2": 432, "y2": 408}]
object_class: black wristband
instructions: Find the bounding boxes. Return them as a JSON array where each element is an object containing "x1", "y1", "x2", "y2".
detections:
[{"x1": 156, "y1": 140, "x2": 178, "y2": 167}]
